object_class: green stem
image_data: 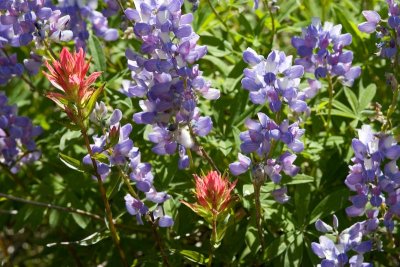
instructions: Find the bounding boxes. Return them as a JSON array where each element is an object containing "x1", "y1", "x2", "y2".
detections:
[
  {"x1": 188, "y1": 124, "x2": 220, "y2": 173},
  {"x1": 43, "y1": 39, "x2": 57, "y2": 61},
  {"x1": 325, "y1": 73, "x2": 334, "y2": 134},
  {"x1": 382, "y1": 74, "x2": 399, "y2": 132},
  {"x1": 207, "y1": 219, "x2": 217, "y2": 267},
  {"x1": 253, "y1": 182, "x2": 265, "y2": 254},
  {"x1": 263, "y1": 0, "x2": 276, "y2": 48},
  {"x1": 80, "y1": 127, "x2": 128, "y2": 267},
  {"x1": 0, "y1": 192, "x2": 150, "y2": 233},
  {"x1": 119, "y1": 168, "x2": 140, "y2": 199}
]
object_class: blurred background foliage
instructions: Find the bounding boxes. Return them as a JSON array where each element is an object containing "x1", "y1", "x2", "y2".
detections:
[{"x1": 1, "y1": 0, "x2": 399, "y2": 266}]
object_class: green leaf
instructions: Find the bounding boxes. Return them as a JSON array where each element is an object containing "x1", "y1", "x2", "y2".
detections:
[
  {"x1": 284, "y1": 174, "x2": 315, "y2": 185},
  {"x1": 309, "y1": 188, "x2": 350, "y2": 224},
  {"x1": 72, "y1": 213, "x2": 90, "y2": 229},
  {"x1": 243, "y1": 184, "x2": 254, "y2": 196},
  {"x1": 83, "y1": 84, "x2": 104, "y2": 118},
  {"x1": 171, "y1": 249, "x2": 207, "y2": 264},
  {"x1": 92, "y1": 151, "x2": 109, "y2": 164},
  {"x1": 88, "y1": 35, "x2": 107, "y2": 74},
  {"x1": 202, "y1": 55, "x2": 232, "y2": 76},
  {"x1": 332, "y1": 99, "x2": 357, "y2": 117},
  {"x1": 49, "y1": 210, "x2": 60, "y2": 228},
  {"x1": 344, "y1": 87, "x2": 358, "y2": 113},
  {"x1": 264, "y1": 232, "x2": 296, "y2": 261},
  {"x1": 358, "y1": 83, "x2": 376, "y2": 111},
  {"x1": 283, "y1": 232, "x2": 304, "y2": 267},
  {"x1": 58, "y1": 153, "x2": 84, "y2": 172}
]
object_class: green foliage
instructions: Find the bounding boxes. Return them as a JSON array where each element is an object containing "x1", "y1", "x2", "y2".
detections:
[{"x1": 1, "y1": 0, "x2": 399, "y2": 266}]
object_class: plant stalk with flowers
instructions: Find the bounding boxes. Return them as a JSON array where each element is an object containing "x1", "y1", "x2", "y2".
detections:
[
  {"x1": 230, "y1": 48, "x2": 309, "y2": 253},
  {"x1": 292, "y1": 18, "x2": 361, "y2": 135},
  {"x1": 42, "y1": 47, "x2": 128, "y2": 267}
]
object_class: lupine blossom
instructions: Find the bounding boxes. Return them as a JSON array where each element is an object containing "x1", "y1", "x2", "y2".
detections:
[
  {"x1": 85, "y1": 103, "x2": 173, "y2": 226},
  {"x1": 58, "y1": 0, "x2": 119, "y2": 49},
  {"x1": 312, "y1": 215, "x2": 375, "y2": 267},
  {"x1": 358, "y1": 1, "x2": 400, "y2": 60},
  {"x1": 242, "y1": 48, "x2": 308, "y2": 113},
  {"x1": 230, "y1": 49, "x2": 306, "y2": 203},
  {"x1": 0, "y1": 93, "x2": 42, "y2": 173},
  {"x1": 121, "y1": 0, "x2": 219, "y2": 169},
  {"x1": 345, "y1": 125, "x2": 400, "y2": 232},
  {"x1": 292, "y1": 18, "x2": 361, "y2": 87}
]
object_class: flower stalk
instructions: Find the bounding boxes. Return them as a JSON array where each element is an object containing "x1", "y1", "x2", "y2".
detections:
[{"x1": 43, "y1": 47, "x2": 127, "y2": 266}]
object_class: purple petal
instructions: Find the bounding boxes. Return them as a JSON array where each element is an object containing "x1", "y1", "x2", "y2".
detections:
[
  {"x1": 362, "y1": 10, "x2": 381, "y2": 23},
  {"x1": 358, "y1": 22, "x2": 377, "y2": 33}
]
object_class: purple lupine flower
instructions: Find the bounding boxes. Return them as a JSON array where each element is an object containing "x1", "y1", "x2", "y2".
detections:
[
  {"x1": 124, "y1": 194, "x2": 148, "y2": 224},
  {"x1": 229, "y1": 153, "x2": 251, "y2": 176},
  {"x1": 312, "y1": 215, "x2": 374, "y2": 267},
  {"x1": 85, "y1": 103, "x2": 173, "y2": 226},
  {"x1": 358, "y1": 2, "x2": 400, "y2": 60},
  {"x1": 122, "y1": 0, "x2": 219, "y2": 169},
  {"x1": 241, "y1": 49, "x2": 307, "y2": 112},
  {"x1": 345, "y1": 125, "x2": 400, "y2": 232},
  {"x1": 0, "y1": 52, "x2": 24, "y2": 85},
  {"x1": 0, "y1": 0, "x2": 73, "y2": 84},
  {"x1": 292, "y1": 18, "x2": 361, "y2": 87},
  {"x1": 358, "y1": 11, "x2": 381, "y2": 33},
  {"x1": 0, "y1": 93, "x2": 42, "y2": 173},
  {"x1": 230, "y1": 48, "x2": 308, "y2": 204},
  {"x1": 153, "y1": 205, "x2": 174, "y2": 227},
  {"x1": 0, "y1": 0, "x2": 72, "y2": 47},
  {"x1": 57, "y1": 0, "x2": 119, "y2": 49}
]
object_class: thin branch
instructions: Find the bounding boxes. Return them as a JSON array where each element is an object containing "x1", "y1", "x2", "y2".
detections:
[{"x1": 0, "y1": 192, "x2": 103, "y2": 221}]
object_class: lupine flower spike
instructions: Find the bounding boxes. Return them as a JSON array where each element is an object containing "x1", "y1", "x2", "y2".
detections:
[{"x1": 43, "y1": 47, "x2": 103, "y2": 122}]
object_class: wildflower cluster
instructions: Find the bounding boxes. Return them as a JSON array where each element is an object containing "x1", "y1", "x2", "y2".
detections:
[
  {"x1": 241, "y1": 48, "x2": 308, "y2": 113},
  {"x1": 0, "y1": 0, "x2": 72, "y2": 47},
  {"x1": 57, "y1": 0, "x2": 119, "y2": 49},
  {"x1": 345, "y1": 125, "x2": 400, "y2": 231},
  {"x1": 0, "y1": 0, "x2": 119, "y2": 85},
  {"x1": 0, "y1": 93, "x2": 42, "y2": 173},
  {"x1": 358, "y1": 0, "x2": 400, "y2": 60},
  {"x1": 292, "y1": 18, "x2": 361, "y2": 87},
  {"x1": 86, "y1": 103, "x2": 173, "y2": 226},
  {"x1": 0, "y1": 0, "x2": 72, "y2": 83},
  {"x1": 121, "y1": 0, "x2": 219, "y2": 169},
  {"x1": 312, "y1": 215, "x2": 376, "y2": 266},
  {"x1": 230, "y1": 49, "x2": 307, "y2": 203}
]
